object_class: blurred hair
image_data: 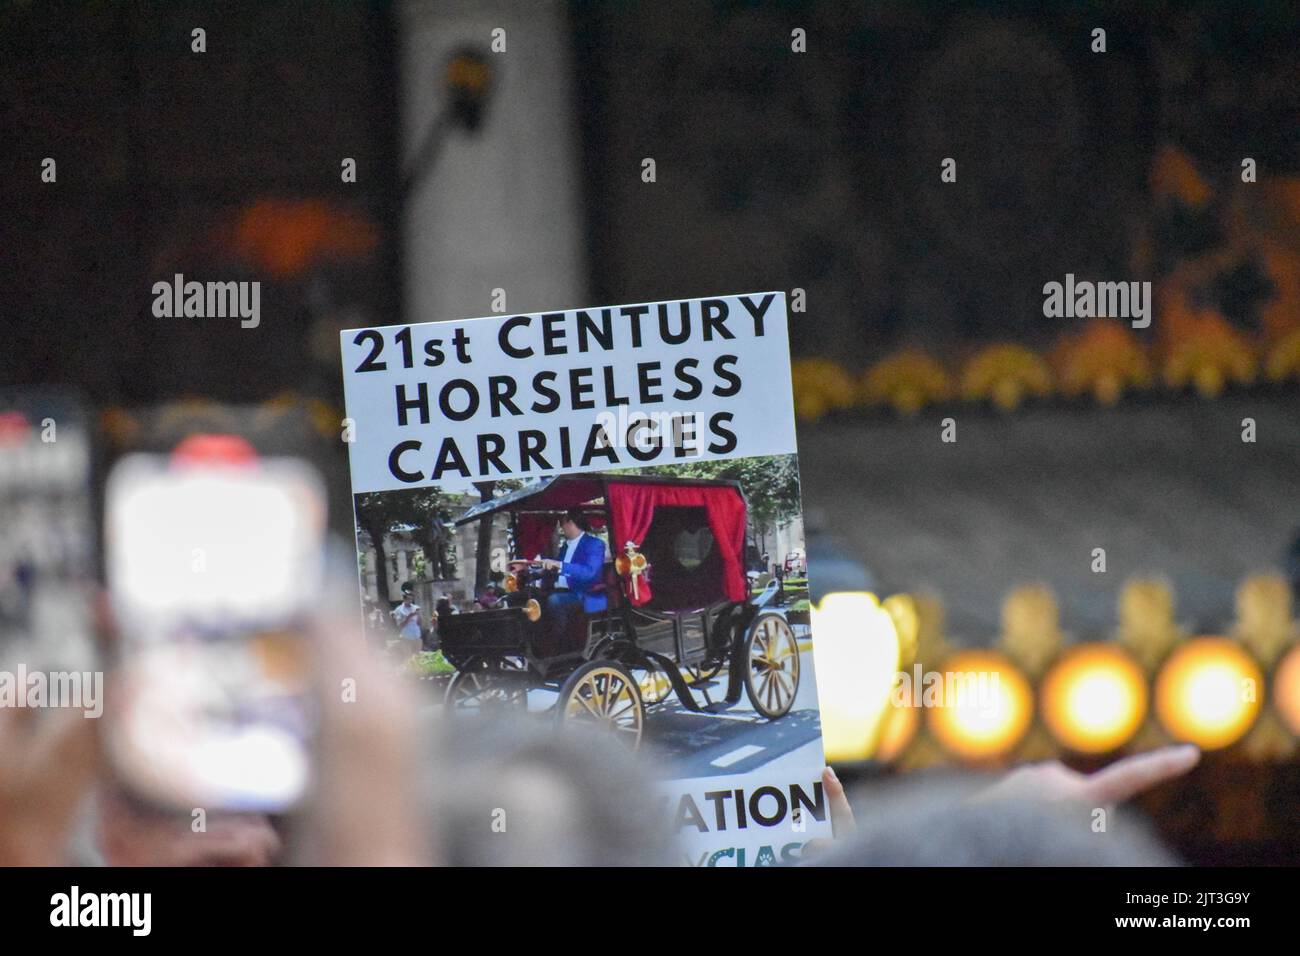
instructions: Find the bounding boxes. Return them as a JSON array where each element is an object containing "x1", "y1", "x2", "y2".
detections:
[
  {"x1": 420, "y1": 714, "x2": 675, "y2": 866},
  {"x1": 812, "y1": 774, "x2": 1176, "y2": 867}
]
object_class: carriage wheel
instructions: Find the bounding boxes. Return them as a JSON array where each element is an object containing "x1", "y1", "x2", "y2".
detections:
[
  {"x1": 742, "y1": 613, "x2": 800, "y2": 719},
  {"x1": 445, "y1": 661, "x2": 529, "y2": 714},
  {"x1": 556, "y1": 660, "x2": 644, "y2": 750}
]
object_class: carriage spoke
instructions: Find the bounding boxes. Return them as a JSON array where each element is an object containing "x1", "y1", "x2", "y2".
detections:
[
  {"x1": 772, "y1": 670, "x2": 793, "y2": 706},
  {"x1": 575, "y1": 691, "x2": 603, "y2": 721},
  {"x1": 558, "y1": 664, "x2": 644, "y2": 751},
  {"x1": 592, "y1": 676, "x2": 605, "y2": 714},
  {"x1": 604, "y1": 676, "x2": 625, "y2": 716},
  {"x1": 744, "y1": 615, "x2": 800, "y2": 718}
]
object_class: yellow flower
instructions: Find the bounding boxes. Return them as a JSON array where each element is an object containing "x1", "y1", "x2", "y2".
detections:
[
  {"x1": 791, "y1": 358, "x2": 856, "y2": 422},
  {"x1": 1266, "y1": 328, "x2": 1300, "y2": 384},
  {"x1": 1162, "y1": 313, "x2": 1256, "y2": 398},
  {"x1": 1051, "y1": 320, "x2": 1153, "y2": 406},
  {"x1": 998, "y1": 583, "x2": 1064, "y2": 678},
  {"x1": 860, "y1": 349, "x2": 952, "y2": 416},
  {"x1": 1232, "y1": 573, "x2": 1296, "y2": 668},
  {"x1": 960, "y1": 345, "x2": 1053, "y2": 411},
  {"x1": 1116, "y1": 576, "x2": 1183, "y2": 673}
]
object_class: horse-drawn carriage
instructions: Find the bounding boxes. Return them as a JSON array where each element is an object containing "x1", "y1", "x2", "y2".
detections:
[{"x1": 439, "y1": 473, "x2": 802, "y2": 749}]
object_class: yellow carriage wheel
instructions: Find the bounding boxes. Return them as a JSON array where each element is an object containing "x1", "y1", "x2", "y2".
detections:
[{"x1": 556, "y1": 661, "x2": 644, "y2": 750}]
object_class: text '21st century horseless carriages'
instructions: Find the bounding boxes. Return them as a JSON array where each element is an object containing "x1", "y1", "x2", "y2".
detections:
[{"x1": 440, "y1": 474, "x2": 802, "y2": 749}]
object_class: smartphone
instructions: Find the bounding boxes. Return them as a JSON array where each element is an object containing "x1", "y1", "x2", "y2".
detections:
[
  {"x1": 104, "y1": 447, "x2": 327, "y2": 812},
  {"x1": 0, "y1": 391, "x2": 97, "y2": 676}
]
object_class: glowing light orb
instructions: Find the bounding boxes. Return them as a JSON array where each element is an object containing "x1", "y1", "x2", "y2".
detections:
[
  {"x1": 925, "y1": 650, "x2": 1033, "y2": 761},
  {"x1": 1272, "y1": 643, "x2": 1300, "y2": 737},
  {"x1": 1040, "y1": 643, "x2": 1147, "y2": 753},
  {"x1": 1154, "y1": 638, "x2": 1263, "y2": 749}
]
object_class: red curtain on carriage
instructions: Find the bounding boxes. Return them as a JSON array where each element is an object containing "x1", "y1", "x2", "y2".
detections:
[
  {"x1": 513, "y1": 513, "x2": 556, "y2": 561},
  {"x1": 512, "y1": 512, "x2": 607, "y2": 561},
  {"x1": 605, "y1": 481, "x2": 747, "y2": 606}
]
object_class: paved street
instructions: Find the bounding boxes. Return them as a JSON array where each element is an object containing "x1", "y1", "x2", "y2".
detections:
[
  {"x1": 424, "y1": 645, "x2": 826, "y2": 778},
  {"x1": 797, "y1": 394, "x2": 1300, "y2": 643},
  {"x1": 644, "y1": 646, "x2": 823, "y2": 779}
]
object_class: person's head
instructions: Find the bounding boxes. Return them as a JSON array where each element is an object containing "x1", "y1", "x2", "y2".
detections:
[
  {"x1": 560, "y1": 508, "x2": 587, "y2": 540},
  {"x1": 420, "y1": 714, "x2": 676, "y2": 866},
  {"x1": 809, "y1": 774, "x2": 1176, "y2": 867},
  {"x1": 401, "y1": 588, "x2": 414, "y2": 605}
]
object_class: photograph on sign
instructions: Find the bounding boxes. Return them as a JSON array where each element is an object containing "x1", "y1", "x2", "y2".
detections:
[{"x1": 340, "y1": 293, "x2": 832, "y2": 863}]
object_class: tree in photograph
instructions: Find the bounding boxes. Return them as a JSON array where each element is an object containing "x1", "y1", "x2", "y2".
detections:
[
  {"x1": 354, "y1": 488, "x2": 456, "y2": 603},
  {"x1": 470, "y1": 478, "x2": 528, "y2": 592}
]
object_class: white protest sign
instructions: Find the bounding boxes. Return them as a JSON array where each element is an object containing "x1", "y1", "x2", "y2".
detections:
[{"x1": 339, "y1": 293, "x2": 796, "y2": 494}]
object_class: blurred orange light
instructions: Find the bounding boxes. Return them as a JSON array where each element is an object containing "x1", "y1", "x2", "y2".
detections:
[
  {"x1": 1273, "y1": 643, "x2": 1300, "y2": 736},
  {"x1": 1040, "y1": 643, "x2": 1147, "y2": 753},
  {"x1": 873, "y1": 699, "x2": 920, "y2": 763},
  {"x1": 1154, "y1": 638, "x2": 1262, "y2": 749},
  {"x1": 926, "y1": 650, "x2": 1033, "y2": 761}
]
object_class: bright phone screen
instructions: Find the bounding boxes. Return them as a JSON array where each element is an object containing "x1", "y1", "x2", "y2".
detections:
[{"x1": 105, "y1": 453, "x2": 326, "y2": 812}]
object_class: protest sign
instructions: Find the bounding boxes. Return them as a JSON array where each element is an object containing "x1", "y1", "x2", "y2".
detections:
[{"x1": 340, "y1": 293, "x2": 832, "y2": 864}]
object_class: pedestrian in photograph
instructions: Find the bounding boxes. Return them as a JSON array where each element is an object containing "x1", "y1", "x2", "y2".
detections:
[{"x1": 390, "y1": 585, "x2": 423, "y2": 654}]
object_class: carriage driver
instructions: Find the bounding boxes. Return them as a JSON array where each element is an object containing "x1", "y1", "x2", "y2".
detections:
[{"x1": 509, "y1": 507, "x2": 608, "y2": 648}]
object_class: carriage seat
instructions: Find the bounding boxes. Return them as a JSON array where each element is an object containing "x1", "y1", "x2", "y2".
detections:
[{"x1": 585, "y1": 562, "x2": 623, "y2": 610}]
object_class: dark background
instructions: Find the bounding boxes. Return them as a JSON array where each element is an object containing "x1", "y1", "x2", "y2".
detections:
[
  {"x1": 4, "y1": 1, "x2": 1298, "y2": 403},
  {"x1": 3, "y1": 0, "x2": 1300, "y2": 865}
]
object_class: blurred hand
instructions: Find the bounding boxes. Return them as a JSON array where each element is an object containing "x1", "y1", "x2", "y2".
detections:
[
  {"x1": 815, "y1": 744, "x2": 1201, "y2": 848},
  {"x1": 983, "y1": 744, "x2": 1201, "y2": 806},
  {"x1": 822, "y1": 765, "x2": 855, "y2": 837},
  {"x1": 0, "y1": 707, "x2": 100, "y2": 865},
  {"x1": 800, "y1": 766, "x2": 856, "y2": 858},
  {"x1": 304, "y1": 616, "x2": 427, "y2": 865},
  {"x1": 96, "y1": 791, "x2": 282, "y2": 867}
]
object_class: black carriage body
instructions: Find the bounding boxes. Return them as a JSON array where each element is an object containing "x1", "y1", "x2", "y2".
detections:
[
  {"x1": 444, "y1": 473, "x2": 799, "y2": 721},
  {"x1": 438, "y1": 606, "x2": 539, "y2": 670}
]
